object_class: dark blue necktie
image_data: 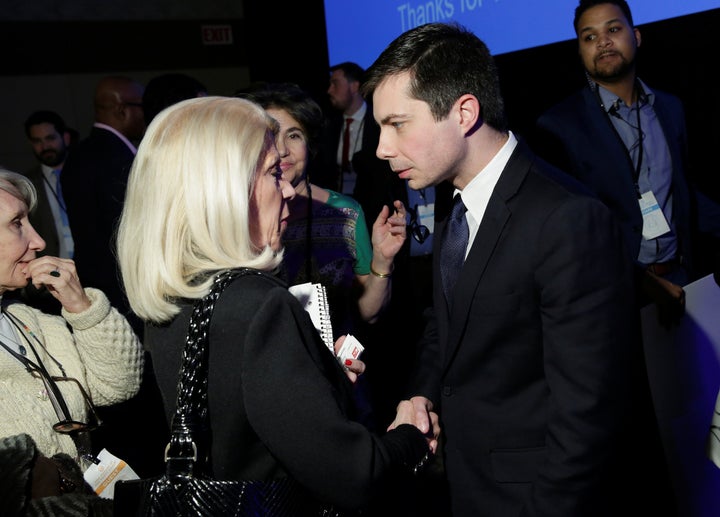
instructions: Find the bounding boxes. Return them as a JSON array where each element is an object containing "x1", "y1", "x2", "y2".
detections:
[{"x1": 441, "y1": 194, "x2": 469, "y2": 304}]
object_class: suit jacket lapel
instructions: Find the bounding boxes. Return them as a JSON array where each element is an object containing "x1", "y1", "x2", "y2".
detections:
[
  {"x1": 441, "y1": 142, "x2": 532, "y2": 372},
  {"x1": 581, "y1": 87, "x2": 637, "y2": 181}
]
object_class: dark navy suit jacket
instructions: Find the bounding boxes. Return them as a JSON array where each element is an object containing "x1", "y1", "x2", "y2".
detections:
[
  {"x1": 60, "y1": 126, "x2": 137, "y2": 331},
  {"x1": 533, "y1": 86, "x2": 696, "y2": 274},
  {"x1": 413, "y1": 140, "x2": 636, "y2": 516}
]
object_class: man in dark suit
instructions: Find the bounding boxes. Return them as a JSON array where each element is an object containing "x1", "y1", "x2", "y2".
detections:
[
  {"x1": 61, "y1": 75, "x2": 145, "y2": 333},
  {"x1": 531, "y1": 0, "x2": 709, "y2": 320},
  {"x1": 319, "y1": 61, "x2": 407, "y2": 230},
  {"x1": 364, "y1": 22, "x2": 638, "y2": 516},
  {"x1": 61, "y1": 75, "x2": 168, "y2": 478},
  {"x1": 530, "y1": 3, "x2": 720, "y2": 514}
]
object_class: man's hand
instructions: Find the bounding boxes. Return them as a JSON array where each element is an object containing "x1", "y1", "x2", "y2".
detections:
[
  {"x1": 388, "y1": 396, "x2": 439, "y2": 454},
  {"x1": 642, "y1": 270, "x2": 686, "y2": 329}
]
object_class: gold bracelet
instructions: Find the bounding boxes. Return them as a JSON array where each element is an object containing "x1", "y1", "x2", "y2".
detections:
[{"x1": 370, "y1": 264, "x2": 393, "y2": 278}]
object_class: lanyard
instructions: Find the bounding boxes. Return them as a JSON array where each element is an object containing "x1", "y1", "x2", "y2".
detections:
[
  {"x1": 629, "y1": 102, "x2": 644, "y2": 191},
  {"x1": 0, "y1": 311, "x2": 101, "y2": 464},
  {"x1": 0, "y1": 336, "x2": 74, "y2": 426},
  {"x1": 0, "y1": 309, "x2": 73, "y2": 421},
  {"x1": 596, "y1": 81, "x2": 645, "y2": 198}
]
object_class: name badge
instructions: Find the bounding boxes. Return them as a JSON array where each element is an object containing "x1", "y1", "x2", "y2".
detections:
[
  {"x1": 417, "y1": 203, "x2": 435, "y2": 234},
  {"x1": 639, "y1": 191, "x2": 671, "y2": 240},
  {"x1": 83, "y1": 448, "x2": 139, "y2": 499}
]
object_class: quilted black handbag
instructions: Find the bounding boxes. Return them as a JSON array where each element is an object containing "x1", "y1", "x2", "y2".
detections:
[{"x1": 114, "y1": 269, "x2": 346, "y2": 516}]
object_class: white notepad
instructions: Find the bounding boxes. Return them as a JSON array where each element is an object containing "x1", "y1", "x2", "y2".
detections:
[{"x1": 289, "y1": 282, "x2": 334, "y2": 351}]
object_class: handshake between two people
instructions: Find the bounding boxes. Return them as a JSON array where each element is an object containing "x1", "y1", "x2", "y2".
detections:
[
  {"x1": 389, "y1": 396, "x2": 440, "y2": 456},
  {"x1": 333, "y1": 335, "x2": 440, "y2": 456}
]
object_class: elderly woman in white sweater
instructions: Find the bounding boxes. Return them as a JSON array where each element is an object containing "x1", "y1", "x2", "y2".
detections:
[{"x1": 0, "y1": 167, "x2": 143, "y2": 469}]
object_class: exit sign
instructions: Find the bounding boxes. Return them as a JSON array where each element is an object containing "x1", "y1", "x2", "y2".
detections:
[{"x1": 201, "y1": 25, "x2": 234, "y2": 45}]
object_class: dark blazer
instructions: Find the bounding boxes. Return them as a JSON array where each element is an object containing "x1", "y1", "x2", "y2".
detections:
[
  {"x1": 59, "y1": 126, "x2": 166, "y2": 476},
  {"x1": 145, "y1": 270, "x2": 429, "y2": 512},
  {"x1": 412, "y1": 140, "x2": 637, "y2": 516},
  {"x1": 532, "y1": 86, "x2": 696, "y2": 275},
  {"x1": 60, "y1": 126, "x2": 135, "y2": 325}
]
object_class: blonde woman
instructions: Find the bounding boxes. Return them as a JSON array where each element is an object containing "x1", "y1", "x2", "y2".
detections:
[{"x1": 116, "y1": 96, "x2": 437, "y2": 513}]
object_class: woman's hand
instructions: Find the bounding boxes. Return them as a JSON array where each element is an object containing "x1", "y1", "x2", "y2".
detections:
[
  {"x1": 334, "y1": 334, "x2": 366, "y2": 383},
  {"x1": 342, "y1": 358, "x2": 366, "y2": 383},
  {"x1": 24, "y1": 257, "x2": 91, "y2": 313},
  {"x1": 371, "y1": 200, "x2": 407, "y2": 268},
  {"x1": 357, "y1": 200, "x2": 406, "y2": 323}
]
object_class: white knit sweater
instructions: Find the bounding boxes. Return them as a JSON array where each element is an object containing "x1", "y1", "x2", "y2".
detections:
[{"x1": 0, "y1": 288, "x2": 143, "y2": 459}]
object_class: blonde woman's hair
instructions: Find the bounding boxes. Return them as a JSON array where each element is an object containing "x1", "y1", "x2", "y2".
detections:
[
  {"x1": 116, "y1": 96, "x2": 282, "y2": 323},
  {"x1": 0, "y1": 168, "x2": 37, "y2": 211}
]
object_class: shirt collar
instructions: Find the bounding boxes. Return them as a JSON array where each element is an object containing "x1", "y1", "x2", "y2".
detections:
[
  {"x1": 347, "y1": 101, "x2": 366, "y2": 122},
  {"x1": 458, "y1": 131, "x2": 518, "y2": 228},
  {"x1": 597, "y1": 78, "x2": 655, "y2": 114},
  {"x1": 93, "y1": 122, "x2": 138, "y2": 155},
  {"x1": 40, "y1": 164, "x2": 56, "y2": 178}
]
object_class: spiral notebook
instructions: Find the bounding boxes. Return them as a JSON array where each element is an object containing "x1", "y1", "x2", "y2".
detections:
[{"x1": 288, "y1": 282, "x2": 334, "y2": 351}]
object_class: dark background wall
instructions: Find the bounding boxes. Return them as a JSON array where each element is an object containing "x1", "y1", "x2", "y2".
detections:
[
  {"x1": 243, "y1": 1, "x2": 330, "y2": 104},
  {"x1": 0, "y1": 0, "x2": 330, "y2": 107}
]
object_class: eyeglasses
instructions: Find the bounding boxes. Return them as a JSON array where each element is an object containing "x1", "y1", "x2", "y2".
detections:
[
  {"x1": 0, "y1": 309, "x2": 102, "y2": 435},
  {"x1": 407, "y1": 204, "x2": 431, "y2": 244},
  {"x1": 32, "y1": 370, "x2": 103, "y2": 434},
  {"x1": 52, "y1": 376, "x2": 102, "y2": 433}
]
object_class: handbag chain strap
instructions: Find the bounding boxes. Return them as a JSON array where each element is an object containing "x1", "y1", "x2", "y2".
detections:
[{"x1": 164, "y1": 267, "x2": 259, "y2": 477}]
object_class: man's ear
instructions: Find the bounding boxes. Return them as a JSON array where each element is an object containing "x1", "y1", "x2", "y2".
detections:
[
  {"x1": 350, "y1": 79, "x2": 361, "y2": 96},
  {"x1": 634, "y1": 27, "x2": 642, "y2": 48},
  {"x1": 457, "y1": 94, "x2": 481, "y2": 135}
]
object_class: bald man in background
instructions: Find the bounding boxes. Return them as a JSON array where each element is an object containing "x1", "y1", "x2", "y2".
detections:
[
  {"x1": 61, "y1": 75, "x2": 145, "y2": 333},
  {"x1": 61, "y1": 76, "x2": 168, "y2": 478}
]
